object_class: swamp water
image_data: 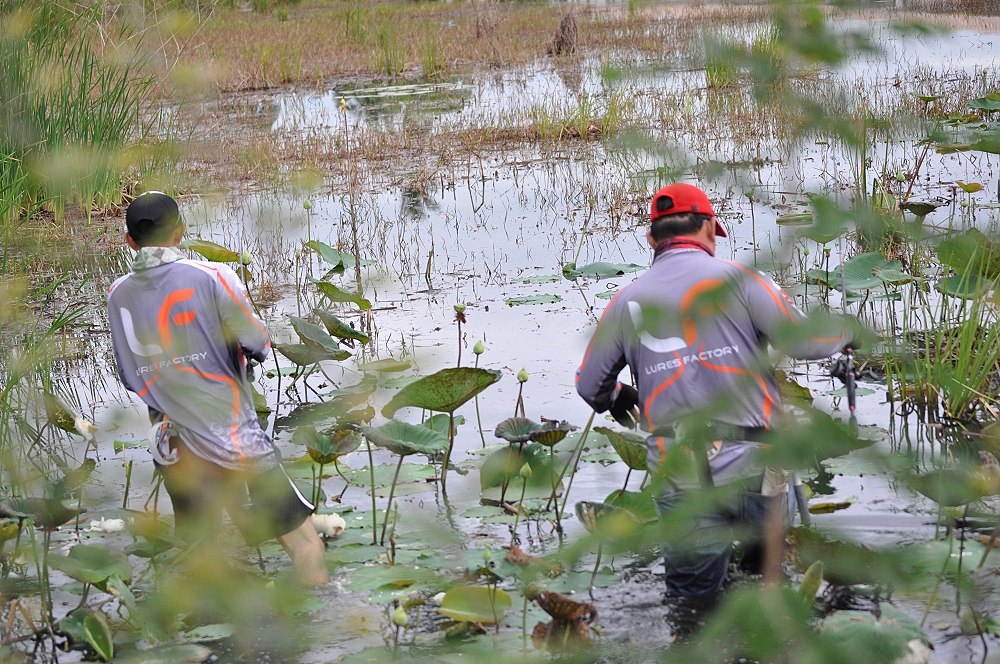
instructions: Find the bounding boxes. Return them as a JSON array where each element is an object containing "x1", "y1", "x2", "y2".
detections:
[{"x1": 16, "y1": 8, "x2": 1000, "y2": 664}]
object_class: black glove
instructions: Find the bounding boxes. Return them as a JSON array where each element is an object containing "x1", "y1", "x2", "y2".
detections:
[
  {"x1": 830, "y1": 354, "x2": 852, "y2": 385},
  {"x1": 609, "y1": 383, "x2": 639, "y2": 429}
]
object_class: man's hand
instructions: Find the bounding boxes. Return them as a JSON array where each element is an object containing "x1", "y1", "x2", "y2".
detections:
[{"x1": 609, "y1": 383, "x2": 640, "y2": 429}]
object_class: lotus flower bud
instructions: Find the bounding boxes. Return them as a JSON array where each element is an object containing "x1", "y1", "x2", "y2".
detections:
[
  {"x1": 391, "y1": 605, "x2": 409, "y2": 627},
  {"x1": 519, "y1": 463, "x2": 532, "y2": 479},
  {"x1": 454, "y1": 303, "x2": 466, "y2": 314},
  {"x1": 517, "y1": 368, "x2": 529, "y2": 383},
  {"x1": 240, "y1": 251, "x2": 253, "y2": 266},
  {"x1": 823, "y1": 246, "x2": 831, "y2": 256},
  {"x1": 896, "y1": 171, "x2": 907, "y2": 183},
  {"x1": 303, "y1": 199, "x2": 313, "y2": 210},
  {"x1": 473, "y1": 340, "x2": 485, "y2": 355}
]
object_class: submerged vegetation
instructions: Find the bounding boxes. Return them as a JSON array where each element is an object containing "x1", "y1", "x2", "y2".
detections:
[{"x1": 5, "y1": 0, "x2": 1000, "y2": 662}]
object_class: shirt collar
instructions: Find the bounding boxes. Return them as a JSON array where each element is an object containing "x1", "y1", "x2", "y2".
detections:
[{"x1": 131, "y1": 246, "x2": 185, "y2": 272}]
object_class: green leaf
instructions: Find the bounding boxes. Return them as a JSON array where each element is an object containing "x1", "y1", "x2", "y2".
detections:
[
  {"x1": 180, "y1": 238, "x2": 240, "y2": 262},
  {"x1": 810, "y1": 253, "x2": 910, "y2": 293},
  {"x1": 956, "y1": 180, "x2": 984, "y2": 193},
  {"x1": 49, "y1": 544, "x2": 132, "y2": 589},
  {"x1": 184, "y1": 623, "x2": 235, "y2": 643},
  {"x1": 83, "y1": 609, "x2": 114, "y2": 661},
  {"x1": 936, "y1": 229, "x2": 1000, "y2": 279},
  {"x1": 311, "y1": 278, "x2": 372, "y2": 310},
  {"x1": 505, "y1": 294, "x2": 562, "y2": 306},
  {"x1": 438, "y1": 586, "x2": 512, "y2": 624},
  {"x1": 969, "y1": 95, "x2": 1000, "y2": 112},
  {"x1": 494, "y1": 417, "x2": 542, "y2": 443},
  {"x1": 595, "y1": 289, "x2": 618, "y2": 300},
  {"x1": 304, "y1": 240, "x2": 352, "y2": 270},
  {"x1": 562, "y1": 262, "x2": 644, "y2": 279},
  {"x1": 605, "y1": 489, "x2": 658, "y2": 523},
  {"x1": 359, "y1": 358, "x2": 412, "y2": 373},
  {"x1": 479, "y1": 443, "x2": 555, "y2": 490},
  {"x1": 574, "y1": 500, "x2": 643, "y2": 542},
  {"x1": 595, "y1": 426, "x2": 647, "y2": 470},
  {"x1": 775, "y1": 212, "x2": 813, "y2": 225},
  {"x1": 514, "y1": 274, "x2": 561, "y2": 284},
  {"x1": 360, "y1": 420, "x2": 449, "y2": 457},
  {"x1": 312, "y1": 308, "x2": 370, "y2": 345},
  {"x1": 935, "y1": 274, "x2": 992, "y2": 298},
  {"x1": 382, "y1": 367, "x2": 502, "y2": 416},
  {"x1": 113, "y1": 645, "x2": 213, "y2": 663},
  {"x1": 423, "y1": 413, "x2": 464, "y2": 438},
  {"x1": 292, "y1": 425, "x2": 361, "y2": 464},
  {"x1": 274, "y1": 343, "x2": 324, "y2": 366},
  {"x1": 274, "y1": 392, "x2": 372, "y2": 430},
  {"x1": 529, "y1": 421, "x2": 575, "y2": 446},
  {"x1": 819, "y1": 606, "x2": 928, "y2": 662},
  {"x1": 290, "y1": 316, "x2": 351, "y2": 361}
]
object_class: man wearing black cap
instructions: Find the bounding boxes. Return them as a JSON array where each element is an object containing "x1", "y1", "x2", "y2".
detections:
[
  {"x1": 576, "y1": 182, "x2": 859, "y2": 600},
  {"x1": 107, "y1": 191, "x2": 328, "y2": 586}
]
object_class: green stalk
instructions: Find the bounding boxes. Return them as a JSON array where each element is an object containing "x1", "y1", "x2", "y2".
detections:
[
  {"x1": 365, "y1": 438, "x2": 378, "y2": 545},
  {"x1": 441, "y1": 411, "x2": 456, "y2": 494},
  {"x1": 546, "y1": 411, "x2": 595, "y2": 513},
  {"x1": 380, "y1": 455, "x2": 404, "y2": 546}
]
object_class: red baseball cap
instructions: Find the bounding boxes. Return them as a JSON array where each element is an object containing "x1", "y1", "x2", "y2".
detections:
[{"x1": 650, "y1": 183, "x2": 727, "y2": 238}]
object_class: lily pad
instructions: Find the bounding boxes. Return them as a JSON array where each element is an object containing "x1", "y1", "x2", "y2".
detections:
[
  {"x1": 313, "y1": 308, "x2": 370, "y2": 345},
  {"x1": 359, "y1": 358, "x2": 412, "y2": 373},
  {"x1": 505, "y1": 294, "x2": 562, "y2": 306},
  {"x1": 936, "y1": 274, "x2": 994, "y2": 298},
  {"x1": 311, "y1": 278, "x2": 372, "y2": 310},
  {"x1": 59, "y1": 608, "x2": 113, "y2": 662},
  {"x1": 562, "y1": 262, "x2": 644, "y2": 279},
  {"x1": 819, "y1": 606, "x2": 928, "y2": 662},
  {"x1": 595, "y1": 426, "x2": 647, "y2": 470},
  {"x1": 293, "y1": 425, "x2": 362, "y2": 464},
  {"x1": 304, "y1": 240, "x2": 366, "y2": 271},
  {"x1": 438, "y1": 586, "x2": 512, "y2": 624},
  {"x1": 360, "y1": 420, "x2": 449, "y2": 457},
  {"x1": 776, "y1": 212, "x2": 813, "y2": 225},
  {"x1": 382, "y1": 367, "x2": 502, "y2": 417},
  {"x1": 936, "y1": 229, "x2": 1000, "y2": 279},
  {"x1": 180, "y1": 238, "x2": 239, "y2": 263},
  {"x1": 49, "y1": 544, "x2": 132, "y2": 589},
  {"x1": 807, "y1": 253, "x2": 910, "y2": 293},
  {"x1": 494, "y1": 417, "x2": 543, "y2": 444},
  {"x1": 290, "y1": 316, "x2": 351, "y2": 361},
  {"x1": 480, "y1": 442, "x2": 557, "y2": 490},
  {"x1": 184, "y1": 623, "x2": 235, "y2": 643},
  {"x1": 274, "y1": 343, "x2": 325, "y2": 367},
  {"x1": 969, "y1": 94, "x2": 1000, "y2": 112},
  {"x1": 514, "y1": 274, "x2": 561, "y2": 284}
]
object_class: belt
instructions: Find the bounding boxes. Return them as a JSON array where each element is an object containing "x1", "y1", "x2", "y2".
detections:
[{"x1": 652, "y1": 422, "x2": 770, "y2": 443}]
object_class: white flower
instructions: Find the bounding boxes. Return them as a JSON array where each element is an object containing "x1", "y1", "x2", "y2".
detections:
[
  {"x1": 87, "y1": 518, "x2": 125, "y2": 534},
  {"x1": 311, "y1": 513, "x2": 346, "y2": 539},
  {"x1": 430, "y1": 592, "x2": 446, "y2": 606},
  {"x1": 74, "y1": 416, "x2": 96, "y2": 442}
]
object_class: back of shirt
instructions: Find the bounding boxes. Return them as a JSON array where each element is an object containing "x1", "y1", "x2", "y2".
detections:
[
  {"x1": 107, "y1": 254, "x2": 274, "y2": 469},
  {"x1": 577, "y1": 248, "x2": 851, "y2": 433}
]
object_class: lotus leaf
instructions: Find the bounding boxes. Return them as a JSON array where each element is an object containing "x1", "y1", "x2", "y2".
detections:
[
  {"x1": 595, "y1": 426, "x2": 647, "y2": 470},
  {"x1": 180, "y1": 238, "x2": 239, "y2": 263},
  {"x1": 360, "y1": 420, "x2": 449, "y2": 457},
  {"x1": 480, "y1": 442, "x2": 556, "y2": 490},
  {"x1": 49, "y1": 544, "x2": 132, "y2": 588},
  {"x1": 113, "y1": 645, "x2": 212, "y2": 664},
  {"x1": 775, "y1": 212, "x2": 813, "y2": 225},
  {"x1": 51, "y1": 459, "x2": 96, "y2": 499},
  {"x1": 969, "y1": 94, "x2": 1000, "y2": 112},
  {"x1": 505, "y1": 294, "x2": 562, "y2": 306},
  {"x1": 819, "y1": 606, "x2": 928, "y2": 663},
  {"x1": 595, "y1": 289, "x2": 618, "y2": 300},
  {"x1": 899, "y1": 200, "x2": 943, "y2": 217},
  {"x1": 937, "y1": 274, "x2": 993, "y2": 298},
  {"x1": 423, "y1": 413, "x2": 464, "y2": 438},
  {"x1": 755, "y1": 405, "x2": 876, "y2": 470},
  {"x1": 43, "y1": 392, "x2": 77, "y2": 434},
  {"x1": 808, "y1": 253, "x2": 909, "y2": 293},
  {"x1": 382, "y1": 367, "x2": 501, "y2": 417},
  {"x1": 311, "y1": 278, "x2": 372, "y2": 310},
  {"x1": 293, "y1": 425, "x2": 361, "y2": 464},
  {"x1": 290, "y1": 316, "x2": 351, "y2": 361},
  {"x1": 313, "y1": 308, "x2": 370, "y2": 345},
  {"x1": 575, "y1": 501, "x2": 642, "y2": 542},
  {"x1": 494, "y1": 417, "x2": 542, "y2": 443},
  {"x1": 438, "y1": 586, "x2": 512, "y2": 624},
  {"x1": 529, "y1": 421, "x2": 577, "y2": 446},
  {"x1": 956, "y1": 180, "x2": 984, "y2": 193},
  {"x1": 274, "y1": 343, "x2": 324, "y2": 366},
  {"x1": 304, "y1": 240, "x2": 355, "y2": 270},
  {"x1": 562, "y1": 262, "x2": 644, "y2": 279},
  {"x1": 936, "y1": 229, "x2": 1000, "y2": 279},
  {"x1": 605, "y1": 489, "x2": 657, "y2": 523},
  {"x1": 359, "y1": 358, "x2": 412, "y2": 373},
  {"x1": 274, "y1": 392, "x2": 371, "y2": 430},
  {"x1": 59, "y1": 608, "x2": 113, "y2": 662},
  {"x1": 5, "y1": 497, "x2": 84, "y2": 530},
  {"x1": 184, "y1": 624, "x2": 236, "y2": 643}
]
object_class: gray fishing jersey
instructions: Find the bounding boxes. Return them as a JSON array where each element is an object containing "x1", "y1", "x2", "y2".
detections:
[
  {"x1": 576, "y1": 246, "x2": 854, "y2": 484},
  {"x1": 107, "y1": 246, "x2": 275, "y2": 470}
]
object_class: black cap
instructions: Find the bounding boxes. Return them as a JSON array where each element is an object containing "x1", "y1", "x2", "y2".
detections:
[{"x1": 125, "y1": 191, "x2": 181, "y2": 246}]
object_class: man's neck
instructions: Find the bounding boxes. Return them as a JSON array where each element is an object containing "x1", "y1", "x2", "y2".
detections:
[{"x1": 654, "y1": 236, "x2": 715, "y2": 258}]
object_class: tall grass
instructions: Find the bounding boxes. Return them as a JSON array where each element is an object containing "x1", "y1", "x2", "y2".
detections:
[{"x1": 0, "y1": 1, "x2": 155, "y2": 221}]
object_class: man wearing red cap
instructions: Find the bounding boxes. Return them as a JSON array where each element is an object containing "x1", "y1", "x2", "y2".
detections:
[{"x1": 576, "y1": 182, "x2": 858, "y2": 600}]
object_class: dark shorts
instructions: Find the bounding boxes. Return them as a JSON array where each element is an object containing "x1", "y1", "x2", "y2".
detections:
[{"x1": 159, "y1": 439, "x2": 312, "y2": 547}]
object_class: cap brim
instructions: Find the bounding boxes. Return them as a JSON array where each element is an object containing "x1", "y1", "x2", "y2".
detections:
[{"x1": 714, "y1": 219, "x2": 727, "y2": 238}]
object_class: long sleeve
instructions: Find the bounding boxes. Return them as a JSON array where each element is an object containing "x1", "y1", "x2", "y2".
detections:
[
  {"x1": 733, "y1": 264, "x2": 857, "y2": 360},
  {"x1": 214, "y1": 266, "x2": 271, "y2": 362},
  {"x1": 576, "y1": 293, "x2": 629, "y2": 412}
]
